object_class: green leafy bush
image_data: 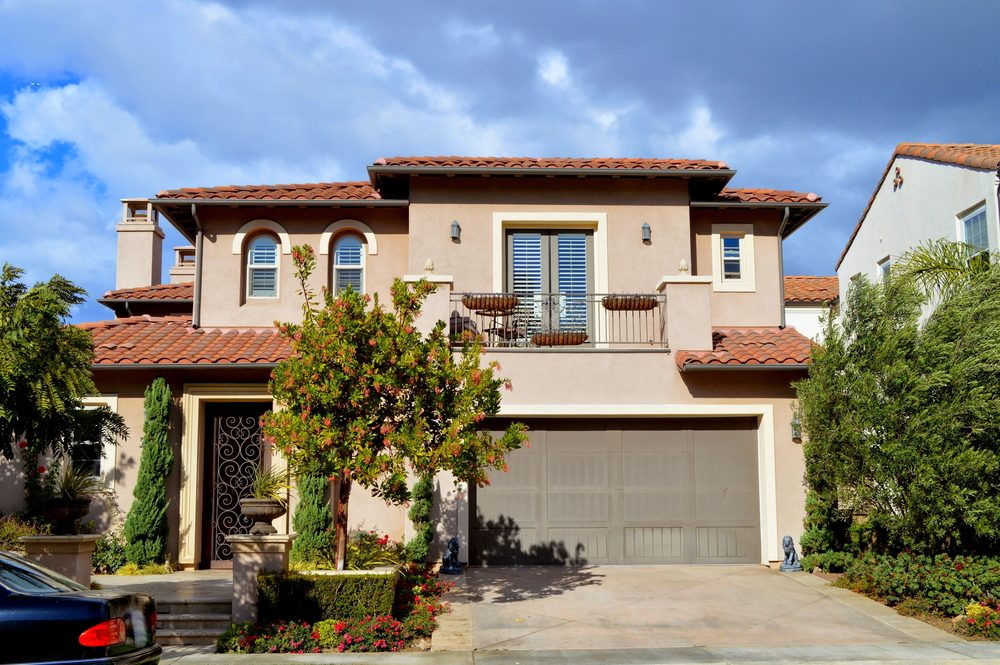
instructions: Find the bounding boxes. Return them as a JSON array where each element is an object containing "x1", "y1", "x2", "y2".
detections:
[
  {"x1": 346, "y1": 530, "x2": 404, "y2": 570},
  {"x1": 801, "y1": 550, "x2": 855, "y2": 573},
  {"x1": 0, "y1": 514, "x2": 49, "y2": 553},
  {"x1": 835, "y1": 553, "x2": 1000, "y2": 616},
  {"x1": 124, "y1": 377, "x2": 172, "y2": 565},
  {"x1": 216, "y1": 621, "x2": 322, "y2": 654},
  {"x1": 289, "y1": 471, "x2": 333, "y2": 565},
  {"x1": 257, "y1": 570, "x2": 397, "y2": 623},
  {"x1": 962, "y1": 601, "x2": 1000, "y2": 639},
  {"x1": 91, "y1": 530, "x2": 127, "y2": 574},
  {"x1": 405, "y1": 475, "x2": 434, "y2": 563}
]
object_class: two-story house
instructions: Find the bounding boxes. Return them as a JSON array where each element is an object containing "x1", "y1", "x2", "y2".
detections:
[
  {"x1": 838, "y1": 143, "x2": 1000, "y2": 297},
  {"x1": 55, "y1": 156, "x2": 827, "y2": 570}
]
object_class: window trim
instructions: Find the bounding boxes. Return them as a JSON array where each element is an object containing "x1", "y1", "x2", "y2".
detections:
[
  {"x1": 877, "y1": 255, "x2": 891, "y2": 281},
  {"x1": 957, "y1": 202, "x2": 989, "y2": 254},
  {"x1": 80, "y1": 394, "x2": 118, "y2": 486},
  {"x1": 491, "y1": 212, "x2": 608, "y2": 293},
  {"x1": 230, "y1": 219, "x2": 292, "y2": 255},
  {"x1": 711, "y1": 223, "x2": 755, "y2": 292},
  {"x1": 245, "y1": 233, "x2": 280, "y2": 299},
  {"x1": 332, "y1": 233, "x2": 366, "y2": 294},
  {"x1": 319, "y1": 219, "x2": 378, "y2": 256}
]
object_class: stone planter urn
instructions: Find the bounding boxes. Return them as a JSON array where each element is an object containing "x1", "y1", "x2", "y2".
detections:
[
  {"x1": 239, "y1": 498, "x2": 287, "y2": 535},
  {"x1": 42, "y1": 498, "x2": 92, "y2": 535}
]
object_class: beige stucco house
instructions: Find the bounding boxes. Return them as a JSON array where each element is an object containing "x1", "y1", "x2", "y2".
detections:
[{"x1": 21, "y1": 156, "x2": 829, "y2": 569}]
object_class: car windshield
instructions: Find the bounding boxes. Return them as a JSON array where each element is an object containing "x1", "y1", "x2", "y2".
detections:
[{"x1": 0, "y1": 551, "x2": 88, "y2": 594}]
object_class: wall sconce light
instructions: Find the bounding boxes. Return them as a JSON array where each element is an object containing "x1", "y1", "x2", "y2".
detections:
[
  {"x1": 450, "y1": 220, "x2": 461, "y2": 242},
  {"x1": 791, "y1": 412, "x2": 802, "y2": 443},
  {"x1": 641, "y1": 222, "x2": 651, "y2": 244}
]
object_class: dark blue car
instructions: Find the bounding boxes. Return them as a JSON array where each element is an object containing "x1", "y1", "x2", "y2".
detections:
[{"x1": 0, "y1": 551, "x2": 161, "y2": 664}]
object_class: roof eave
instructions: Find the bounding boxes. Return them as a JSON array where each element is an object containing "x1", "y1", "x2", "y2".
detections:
[
  {"x1": 691, "y1": 201, "x2": 828, "y2": 238},
  {"x1": 680, "y1": 363, "x2": 809, "y2": 372},
  {"x1": 367, "y1": 165, "x2": 736, "y2": 178},
  {"x1": 93, "y1": 362, "x2": 279, "y2": 370}
]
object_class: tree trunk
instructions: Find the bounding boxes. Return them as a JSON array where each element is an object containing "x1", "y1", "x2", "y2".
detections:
[{"x1": 334, "y1": 477, "x2": 352, "y2": 570}]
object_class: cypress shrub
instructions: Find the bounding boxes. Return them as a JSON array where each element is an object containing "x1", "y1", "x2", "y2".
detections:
[
  {"x1": 257, "y1": 570, "x2": 397, "y2": 623},
  {"x1": 291, "y1": 470, "x2": 333, "y2": 564},
  {"x1": 123, "y1": 377, "x2": 172, "y2": 565},
  {"x1": 405, "y1": 474, "x2": 434, "y2": 563}
]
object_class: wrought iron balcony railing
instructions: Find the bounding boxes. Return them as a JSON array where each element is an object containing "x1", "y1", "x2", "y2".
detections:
[{"x1": 450, "y1": 292, "x2": 667, "y2": 348}]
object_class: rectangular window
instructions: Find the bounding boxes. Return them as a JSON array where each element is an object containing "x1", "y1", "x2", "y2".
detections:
[
  {"x1": 962, "y1": 205, "x2": 989, "y2": 253},
  {"x1": 506, "y1": 230, "x2": 593, "y2": 334},
  {"x1": 71, "y1": 441, "x2": 102, "y2": 477},
  {"x1": 711, "y1": 224, "x2": 755, "y2": 292},
  {"x1": 721, "y1": 235, "x2": 743, "y2": 280},
  {"x1": 878, "y1": 256, "x2": 891, "y2": 280}
]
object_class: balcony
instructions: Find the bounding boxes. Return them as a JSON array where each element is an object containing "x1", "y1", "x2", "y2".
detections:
[{"x1": 450, "y1": 292, "x2": 667, "y2": 349}]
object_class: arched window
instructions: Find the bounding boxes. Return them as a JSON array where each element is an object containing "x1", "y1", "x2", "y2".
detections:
[
  {"x1": 333, "y1": 235, "x2": 364, "y2": 293},
  {"x1": 247, "y1": 234, "x2": 279, "y2": 297}
]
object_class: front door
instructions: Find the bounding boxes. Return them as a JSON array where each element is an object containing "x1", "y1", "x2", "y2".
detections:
[{"x1": 201, "y1": 402, "x2": 271, "y2": 568}]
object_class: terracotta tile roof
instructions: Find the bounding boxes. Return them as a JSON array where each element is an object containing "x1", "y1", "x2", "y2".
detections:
[
  {"x1": 784, "y1": 276, "x2": 839, "y2": 304},
  {"x1": 81, "y1": 316, "x2": 288, "y2": 366},
  {"x1": 675, "y1": 327, "x2": 812, "y2": 369},
  {"x1": 713, "y1": 188, "x2": 821, "y2": 203},
  {"x1": 101, "y1": 282, "x2": 194, "y2": 301},
  {"x1": 155, "y1": 181, "x2": 381, "y2": 201},
  {"x1": 896, "y1": 143, "x2": 1000, "y2": 170},
  {"x1": 838, "y1": 143, "x2": 1000, "y2": 269},
  {"x1": 373, "y1": 156, "x2": 729, "y2": 171}
]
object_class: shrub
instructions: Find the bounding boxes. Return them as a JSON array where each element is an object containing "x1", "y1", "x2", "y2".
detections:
[
  {"x1": 114, "y1": 562, "x2": 173, "y2": 575},
  {"x1": 801, "y1": 550, "x2": 855, "y2": 573},
  {"x1": 962, "y1": 601, "x2": 1000, "y2": 639},
  {"x1": 257, "y1": 570, "x2": 397, "y2": 624},
  {"x1": 405, "y1": 475, "x2": 434, "y2": 563},
  {"x1": 92, "y1": 530, "x2": 127, "y2": 574},
  {"x1": 346, "y1": 530, "x2": 405, "y2": 570},
  {"x1": 124, "y1": 378, "x2": 172, "y2": 565},
  {"x1": 216, "y1": 621, "x2": 323, "y2": 654},
  {"x1": 290, "y1": 471, "x2": 333, "y2": 565},
  {"x1": 0, "y1": 514, "x2": 49, "y2": 553},
  {"x1": 835, "y1": 553, "x2": 1000, "y2": 616}
]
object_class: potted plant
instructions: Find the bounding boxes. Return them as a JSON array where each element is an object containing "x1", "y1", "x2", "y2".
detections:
[
  {"x1": 239, "y1": 464, "x2": 290, "y2": 535},
  {"x1": 41, "y1": 458, "x2": 112, "y2": 535},
  {"x1": 601, "y1": 294, "x2": 659, "y2": 311}
]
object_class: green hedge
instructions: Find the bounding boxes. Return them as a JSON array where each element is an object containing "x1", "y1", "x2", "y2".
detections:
[{"x1": 257, "y1": 570, "x2": 397, "y2": 624}]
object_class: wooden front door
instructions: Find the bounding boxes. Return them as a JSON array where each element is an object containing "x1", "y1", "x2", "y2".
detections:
[{"x1": 201, "y1": 402, "x2": 271, "y2": 568}]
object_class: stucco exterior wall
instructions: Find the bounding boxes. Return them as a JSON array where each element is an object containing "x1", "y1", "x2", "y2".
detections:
[
  {"x1": 785, "y1": 305, "x2": 830, "y2": 341},
  {"x1": 838, "y1": 156, "x2": 1000, "y2": 304},
  {"x1": 691, "y1": 209, "x2": 784, "y2": 327},
  {"x1": 196, "y1": 207, "x2": 409, "y2": 328}
]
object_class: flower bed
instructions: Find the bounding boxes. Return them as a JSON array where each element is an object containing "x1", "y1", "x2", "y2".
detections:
[{"x1": 218, "y1": 566, "x2": 453, "y2": 654}]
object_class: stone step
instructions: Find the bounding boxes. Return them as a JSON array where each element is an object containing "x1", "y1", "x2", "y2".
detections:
[
  {"x1": 157, "y1": 613, "x2": 232, "y2": 631},
  {"x1": 158, "y1": 600, "x2": 232, "y2": 615},
  {"x1": 156, "y1": 628, "x2": 225, "y2": 646}
]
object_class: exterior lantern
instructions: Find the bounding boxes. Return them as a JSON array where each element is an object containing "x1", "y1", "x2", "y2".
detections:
[
  {"x1": 450, "y1": 220, "x2": 461, "y2": 242},
  {"x1": 641, "y1": 222, "x2": 651, "y2": 243}
]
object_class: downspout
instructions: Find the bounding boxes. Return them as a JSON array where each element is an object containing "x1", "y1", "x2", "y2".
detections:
[
  {"x1": 777, "y1": 206, "x2": 791, "y2": 329},
  {"x1": 191, "y1": 204, "x2": 204, "y2": 329}
]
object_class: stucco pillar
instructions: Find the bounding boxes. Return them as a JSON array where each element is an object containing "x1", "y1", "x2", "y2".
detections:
[
  {"x1": 116, "y1": 200, "x2": 164, "y2": 289},
  {"x1": 19, "y1": 535, "x2": 100, "y2": 587},
  {"x1": 402, "y1": 273, "x2": 455, "y2": 336},
  {"x1": 658, "y1": 276, "x2": 714, "y2": 351},
  {"x1": 226, "y1": 534, "x2": 295, "y2": 624}
]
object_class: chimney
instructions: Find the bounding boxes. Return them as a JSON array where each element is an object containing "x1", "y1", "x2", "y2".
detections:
[{"x1": 116, "y1": 199, "x2": 164, "y2": 289}]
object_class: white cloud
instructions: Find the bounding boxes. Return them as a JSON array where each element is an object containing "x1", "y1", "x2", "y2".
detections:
[
  {"x1": 538, "y1": 50, "x2": 570, "y2": 89},
  {"x1": 444, "y1": 19, "x2": 502, "y2": 52}
]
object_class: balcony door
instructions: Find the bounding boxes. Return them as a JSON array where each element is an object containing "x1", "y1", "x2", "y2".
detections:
[{"x1": 506, "y1": 230, "x2": 593, "y2": 336}]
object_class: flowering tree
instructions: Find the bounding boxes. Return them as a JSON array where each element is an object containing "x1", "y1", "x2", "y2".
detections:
[{"x1": 262, "y1": 245, "x2": 526, "y2": 569}]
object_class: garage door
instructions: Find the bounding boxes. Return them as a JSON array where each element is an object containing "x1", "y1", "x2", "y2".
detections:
[{"x1": 470, "y1": 418, "x2": 760, "y2": 565}]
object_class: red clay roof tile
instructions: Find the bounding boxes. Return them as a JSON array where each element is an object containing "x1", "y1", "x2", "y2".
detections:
[
  {"x1": 714, "y1": 188, "x2": 821, "y2": 203},
  {"x1": 81, "y1": 316, "x2": 288, "y2": 366},
  {"x1": 784, "y1": 276, "x2": 839, "y2": 304},
  {"x1": 675, "y1": 327, "x2": 812, "y2": 369},
  {"x1": 101, "y1": 282, "x2": 194, "y2": 301},
  {"x1": 838, "y1": 143, "x2": 1000, "y2": 269},
  {"x1": 373, "y1": 156, "x2": 730, "y2": 171},
  {"x1": 155, "y1": 181, "x2": 381, "y2": 201}
]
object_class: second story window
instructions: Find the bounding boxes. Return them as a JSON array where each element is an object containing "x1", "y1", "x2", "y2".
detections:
[
  {"x1": 334, "y1": 235, "x2": 364, "y2": 293},
  {"x1": 247, "y1": 235, "x2": 279, "y2": 298},
  {"x1": 877, "y1": 255, "x2": 891, "y2": 280},
  {"x1": 711, "y1": 224, "x2": 755, "y2": 292},
  {"x1": 721, "y1": 235, "x2": 744, "y2": 281},
  {"x1": 961, "y1": 205, "x2": 989, "y2": 254}
]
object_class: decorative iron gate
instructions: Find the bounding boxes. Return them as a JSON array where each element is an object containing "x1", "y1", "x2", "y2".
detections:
[{"x1": 203, "y1": 403, "x2": 270, "y2": 566}]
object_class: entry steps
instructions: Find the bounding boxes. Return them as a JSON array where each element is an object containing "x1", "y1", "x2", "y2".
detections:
[{"x1": 156, "y1": 599, "x2": 232, "y2": 646}]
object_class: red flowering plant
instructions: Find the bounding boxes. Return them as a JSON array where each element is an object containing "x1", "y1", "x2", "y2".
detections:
[
  {"x1": 262, "y1": 245, "x2": 526, "y2": 569},
  {"x1": 963, "y1": 601, "x2": 1000, "y2": 639}
]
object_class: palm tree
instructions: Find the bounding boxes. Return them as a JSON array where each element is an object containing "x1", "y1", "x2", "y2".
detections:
[{"x1": 892, "y1": 239, "x2": 993, "y2": 300}]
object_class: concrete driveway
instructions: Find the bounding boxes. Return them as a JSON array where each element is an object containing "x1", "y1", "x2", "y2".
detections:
[{"x1": 433, "y1": 565, "x2": 960, "y2": 652}]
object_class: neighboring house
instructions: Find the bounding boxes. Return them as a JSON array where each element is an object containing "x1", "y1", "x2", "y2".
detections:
[
  {"x1": 16, "y1": 157, "x2": 828, "y2": 569},
  {"x1": 783, "y1": 275, "x2": 838, "y2": 340},
  {"x1": 838, "y1": 143, "x2": 1000, "y2": 300}
]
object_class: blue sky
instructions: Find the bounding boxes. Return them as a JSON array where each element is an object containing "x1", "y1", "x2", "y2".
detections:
[{"x1": 0, "y1": 0, "x2": 997, "y2": 323}]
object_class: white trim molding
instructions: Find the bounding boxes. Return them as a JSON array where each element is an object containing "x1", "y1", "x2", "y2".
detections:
[
  {"x1": 491, "y1": 212, "x2": 609, "y2": 293},
  {"x1": 496, "y1": 402, "x2": 780, "y2": 564},
  {"x1": 178, "y1": 384, "x2": 274, "y2": 569},
  {"x1": 319, "y1": 219, "x2": 378, "y2": 255},
  {"x1": 231, "y1": 220, "x2": 292, "y2": 255},
  {"x1": 711, "y1": 223, "x2": 756, "y2": 292},
  {"x1": 81, "y1": 394, "x2": 119, "y2": 486}
]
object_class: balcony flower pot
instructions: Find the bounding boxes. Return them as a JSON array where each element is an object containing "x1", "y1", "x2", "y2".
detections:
[
  {"x1": 461, "y1": 294, "x2": 519, "y2": 316},
  {"x1": 531, "y1": 331, "x2": 589, "y2": 346},
  {"x1": 601, "y1": 295, "x2": 658, "y2": 311},
  {"x1": 239, "y1": 498, "x2": 288, "y2": 535},
  {"x1": 42, "y1": 498, "x2": 93, "y2": 536}
]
